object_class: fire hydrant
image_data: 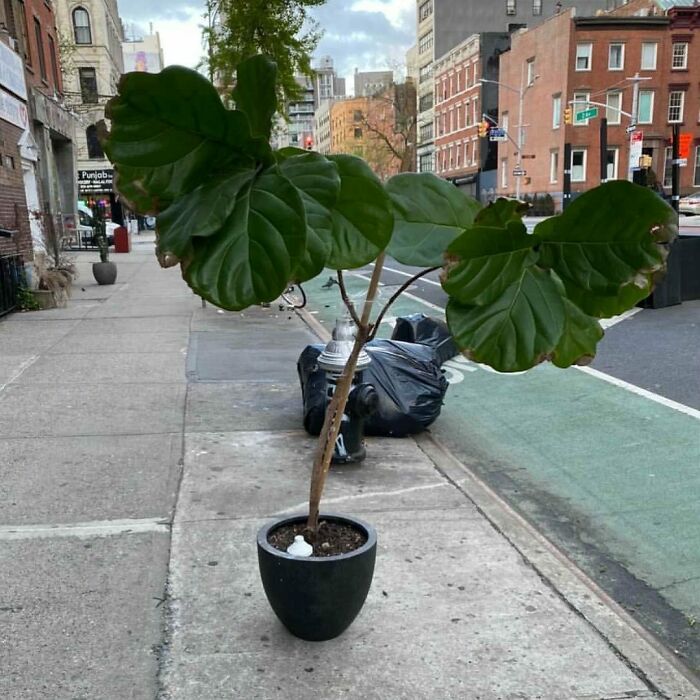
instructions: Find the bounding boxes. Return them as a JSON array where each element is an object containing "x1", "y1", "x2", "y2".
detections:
[{"x1": 318, "y1": 318, "x2": 378, "y2": 463}]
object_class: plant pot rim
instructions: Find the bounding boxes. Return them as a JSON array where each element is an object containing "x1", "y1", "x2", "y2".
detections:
[{"x1": 257, "y1": 512, "x2": 377, "y2": 563}]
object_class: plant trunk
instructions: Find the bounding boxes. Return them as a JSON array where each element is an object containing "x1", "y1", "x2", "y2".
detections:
[{"x1": 307, "y1": 253, "x2": 386, "y2": 533}]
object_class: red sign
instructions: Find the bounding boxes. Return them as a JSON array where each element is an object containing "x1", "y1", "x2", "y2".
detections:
[{"x1": 679, "y1": 133, "x2": 692, "y2": 160}]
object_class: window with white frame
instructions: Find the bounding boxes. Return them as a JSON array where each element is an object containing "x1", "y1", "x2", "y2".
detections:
[
  {"x1": 456, "y1": 70, "x2": 461, "y2": 93},
  {"x1": 419, "y1": 63, "x2": 432, "y2": 84},
  {"x1": 472, "y1": 137, "x2": 478, "y2": 165},
  {"x1": 608, "y1": 43, "x2": 624, "y2": 70},
  {"x1": 506, "y1": 0, "x2": 516, "y2": 15},
  {"x1": 571, "y1": 148, "x2": 587, "y2": 181},
  {"x1": 641, "y1": 42, "x2": 657, "y2": 70},
  {"x1": 449, "y1": 108, "x2": 455, "y2": 132},
  {"x1": 419, "y1": 0, "x2": 433, "y2": 22},
  {"x1": 695, "y1": 146, "x2": 700, "y2": 187},
  {"x1": 550, "y1": 150, "x2": 558, "y2": 183},
  {"x1": 419, "y1": 30, "x2": 433, "y2": 55},
  {"x1": 672, "y1": 42, "x2": 688, "y2": 69},
  {"x1": 552, "y1": 95, "x2": 561, "y2": 128},
  {"x1": 606, "y1": 91, "x2": 622, "y2": 125},
  {"x1": 533, "y1": 0, "x2": 542, "y2": 15},
  {"x1": 419, "y1": 153, "x2": 434, "y2": 172},
  {"x1": 464, "y1": 142, "x2": 469, "y2": 165},
  {"x1": 637, "y1": 89, "x2": 654, "y2": 123},
  {"x1": 668, "y1": 90, "x2": 684, "y2": 122},
  {"x1": 502, "y1": 111, "x2": 509, "y2": 137},
  {"x1": 465, "y1": 101, "x2": 471, "y2": 126},
  {"x1": 575, "y1": 43, "x2": 592, "y2": 71},
  {"x1": 472, "y1": 97, "x2": 479, "y2": 127},
  {"x1": 501, "y1": 158, "x2": 508, "y2": 188},
  {"x1": 526, "y1": 58, "x2": 535, "y2": 86},
  {"x1": 606, "y1": 148, "x2": 619, "y2": 180},
  {"x1": 573, "y1": 91, "x2": 590, "y2": 124}
]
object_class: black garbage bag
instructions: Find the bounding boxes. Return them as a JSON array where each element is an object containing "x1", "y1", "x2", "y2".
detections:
[
  {"x1": 391, "y1": 314, "x2": 459, "y2": 365},
  {"x1": 297, "y1": 339, "x2": 449, "y2": 438}
]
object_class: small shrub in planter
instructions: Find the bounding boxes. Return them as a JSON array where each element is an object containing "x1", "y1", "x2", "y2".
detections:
[{"x1": 99, "y1": 55, "x2": 677, "y2": 640}]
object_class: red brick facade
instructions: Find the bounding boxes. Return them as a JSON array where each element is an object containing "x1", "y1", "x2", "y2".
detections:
[
  {"x1": 496, "y1": 4, "x2": 700, "y2": 207},
  {"x1": 0, "y1": 120, "x2": 32, "y2": 260}
]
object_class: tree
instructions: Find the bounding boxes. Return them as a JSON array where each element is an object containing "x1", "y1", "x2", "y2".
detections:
[{"x1": 202, "y1": 0, "x2": 325, "y2": 104}]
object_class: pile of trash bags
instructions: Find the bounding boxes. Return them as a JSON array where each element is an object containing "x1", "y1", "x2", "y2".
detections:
[{"x1": 297, "y1": 315, "x2": 458, "y2": 438}]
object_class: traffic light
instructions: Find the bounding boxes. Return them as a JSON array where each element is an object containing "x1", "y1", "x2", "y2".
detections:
[
  {"x1": 305, "y1": 135, "x2": 313, "y2": 150},
  {"x1": 563, "y1": 107, "x2": 573, "y2": 125},
  {"x1": 477, "y1": 120, "x2": 490, "y2": 138}
]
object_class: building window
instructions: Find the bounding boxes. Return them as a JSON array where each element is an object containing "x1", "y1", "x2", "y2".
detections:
[
  {"x1": 33, "y1": 18, "x2": 47, "y2": 81},
  {"x1": 671, "y1": 42, "x2": 688, "y2": 69},
  {"x1": 472, "y1": 97, "x2": 478, "y2": 127},
  {"x1": 501, "y1": 158, "x2": 508, "y2": 188},
  {"x1": 86, "y1": 124, "x2": 104, "y2": 158},
  {"x1": 78, "y1": 67, "x2": 98, "y2": 103},
  {"x1": 354, "y1": 127, "x2": 363, "y2": 138},
  {"x1": 606, "y1": 148, "x2": 619, "y2": 180},
  {"x1": 552, "y1": 95, "x2": 561, "y2": 128},
  {"x1": 48, "y1": 34, "x2": 60, "y2": 88},
  {"x1": 668, "y1": 91, "x2": 684, "y2": 123},
  {"x1": 506, "y1": 0, "x2": 516, "y2": 15},
  {"x1": 353, "y1": 110, "x2": 362, "y2": 122},
  {"x1": 575, "y1": 43, "x2": 592, "y2": 71},
  {"x1": 641, "y1": 42, "x2": 657, "y2": 70},
  {"x1": 693, "y1": 146, "x2": 700, "y2": 186},
  {"x1": 608, "y1": 43, "x2": 624, "y2": 71},
  {"x1": 72, "y1": 7, "x2": 92, "y2": 44},
  {"x1": 502, "y1": 111, "x2": 509, "y2": 136},
  {"x1": 14, "y1": 0, "x2": 32, "y2": 65},
  {"x1": 606, "y1": 91, "x2": 622, "y2": 125},
  {"x1": 550, "y1": 150, "x2": 558, "y2": 183},
  {"x1": 419, "y1": 122, "x2": 433, "y2": 142},
  {"x1": 419, "y1": 30, "x2": 433, "y2": 55},
  {"x1": 533, "y1": 0, "x2": 542, "y2": 15},
  {"x1": 571, "y1": 148, "x2": 587, "y2": 182},
  {"x1": 419, "y1": 63, "x2": 432, "y2": 84},
  {"x1": 464, "y1": 141, "x2": 469, "y2": 164},
  {"x1": 637, "y1": 90, "x2": 654, "y2": 123},
  {"x1": 573, "y1": 91, "x2": 590, "y2": 124},
  {"x1": 419, "y1": 92, "x2": 433, "y2": 112},
  {"x1": 419, "y1": 0, "x2": 433, "y2": 21},
  {"x1": 526, "y1": 58, "x2": 535, "y2": 86}
]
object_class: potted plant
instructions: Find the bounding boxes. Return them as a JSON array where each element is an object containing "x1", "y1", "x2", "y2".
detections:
[
  {"x1": 99, "y1": 56, "x2": 676, "y2": 641},
  {"x1": 91, "y1": 210, "x2": 117, "y2": 285}
]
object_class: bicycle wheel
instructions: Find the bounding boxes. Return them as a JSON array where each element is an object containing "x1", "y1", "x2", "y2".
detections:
[{"x1": 280, "y1": 283, "x2": 307, "y2": 309}]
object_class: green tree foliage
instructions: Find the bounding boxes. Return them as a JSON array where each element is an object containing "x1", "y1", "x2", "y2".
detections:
[{"x1": 202, "y1": 0, "x2": 325, "y2": 104}]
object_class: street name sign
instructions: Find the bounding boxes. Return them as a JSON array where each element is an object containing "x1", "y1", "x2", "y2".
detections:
[
  {"x1": 575, "y1": 107, "x2": 598, "y2": 122},
  {"x1": 513, "y1": 168, "x2": 526, "y2": 177},
  {"x1": 489, "y1": 128, "x2": 507, "y2": 142}
]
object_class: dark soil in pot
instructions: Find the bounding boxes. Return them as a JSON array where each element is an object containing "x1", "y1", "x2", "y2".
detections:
[
  {"x1": 258, "y1": 513, "x2": 377, "y2": 641},
  {"x1": 268, "y1": 519, "x2": 367, "y2": 557}
]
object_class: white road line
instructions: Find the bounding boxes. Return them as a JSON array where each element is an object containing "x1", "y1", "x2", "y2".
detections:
[
  {"x1": 575, "y1": 366, "x2": 700, "y2": 421},
  {"x1": 350, "y1": 272, "x2": 445, "y2": 313},
  {"x1": 370, "y1": 263, "x2": 442, "y2": 287},
  {"x1": 0, "y1": 517, "x2": 170, "y2": 540},
  {"x1": 0, "y1": 355, "x2": 39, "y2": 395}
]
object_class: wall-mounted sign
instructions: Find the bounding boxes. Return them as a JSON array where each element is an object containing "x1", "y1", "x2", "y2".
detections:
[
  {"x1": 78, "y1": 169, "x2": 114, "y2": 192},
  {"x1": 0, "y1": 40, "x2": 27, "y2": 100},
  {"x1": 0, "y1": 88, "x2": 29, "y2": 129}
]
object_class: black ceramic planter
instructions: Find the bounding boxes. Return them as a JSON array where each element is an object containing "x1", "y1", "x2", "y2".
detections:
[{"x1": 257, "y1": 513, "x2": 377, "y2": 641}]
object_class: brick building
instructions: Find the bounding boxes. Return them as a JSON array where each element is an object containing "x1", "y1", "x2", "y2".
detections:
[
  {"x1": 496, "y1": 0, "x2": 700, "y2": 207},
  {"x1": 0, "y1": 37, "x2": 32, "y2": 260},
  {"x1": 433, "y1": 32, "x2": 511, "y2": 200}
]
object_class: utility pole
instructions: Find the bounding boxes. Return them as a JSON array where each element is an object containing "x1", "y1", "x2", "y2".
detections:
[
  {"x1": 599, "y1": 117, "x2": 608, "y2": 184},
  {"x1": 516, "y1": 66, "x2": 525, "y2": 200}
]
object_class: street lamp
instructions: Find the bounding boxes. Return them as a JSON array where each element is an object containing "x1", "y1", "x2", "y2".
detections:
[{"x1": 480, "y1": 71, "x2": 537, "y2": 200}]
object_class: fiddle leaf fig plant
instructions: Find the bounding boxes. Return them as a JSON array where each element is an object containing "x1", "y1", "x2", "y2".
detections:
[{"x1": 100, "y1": 54, "x2": 677, "y2": 533}]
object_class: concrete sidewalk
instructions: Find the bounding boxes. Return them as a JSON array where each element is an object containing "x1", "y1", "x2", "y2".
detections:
[{"x1": 0, "y1": 237, "x2": 698, "y2": 699}]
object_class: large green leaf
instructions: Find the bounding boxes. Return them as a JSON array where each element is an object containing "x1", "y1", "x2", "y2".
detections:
[
  {"x1": 232, "y1": 55, "x2": 277, "y2": 141},
  {"x1": 535, "y1": 181, "x2": 676, "y2": 317},
  {"x1": 446, "y1": 266, "x2": 565, "y2": 373},
  {"x1": 156, "y1": 168, "x2": 256, "y2": 259},
  {"x1": 386, "y1": 173, "x2": 481, "y2": 267},
  {"x1": 442, "y1": 225, "x2": 538, "y2": 306},
  {"x1": 551, "y1": 298, "x2": 604, "y2": 368},
  {"x1": 278, "y1": 152, "x2": 341, "y2": 281},
  {"x1": 101, "y1": 66, "x2": 270, "y2": 213},
  {"x1": 182, "y1": 166, "x2": 306, "y2": 310},
  {"x1": 325, "y1": 155, "x2": 394, "y2": 269},
  {"x1": 474, "y1": 198, "x2": 530, "y2": 229}
]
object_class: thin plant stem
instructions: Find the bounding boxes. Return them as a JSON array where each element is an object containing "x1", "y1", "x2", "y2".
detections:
[
  {"x1": 307, "y1": 252, "x2": 386, "y2": 533},
  {"x1": 337, "y1": 270, "x2": 361, "y2": 328},
  {"x1": 368, "y1": 266, "x2": 440, "y2": 341}
]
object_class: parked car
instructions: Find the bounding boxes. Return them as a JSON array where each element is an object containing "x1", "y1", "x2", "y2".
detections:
[
  {"x1": 77, "y1": 203, "x2": 118, "y2": 246},
  {"x1": 679, "y1": 194, "x2": 700, "y2": 216}
]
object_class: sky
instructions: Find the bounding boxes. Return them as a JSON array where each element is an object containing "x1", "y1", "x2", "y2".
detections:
[{"x1": 118, "y1": 0, "x2": 416, "y2": 93}]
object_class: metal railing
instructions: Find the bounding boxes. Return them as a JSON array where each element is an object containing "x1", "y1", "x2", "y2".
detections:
[{"x1": 0, "y1": 255, "x2": 24, "y2": 318}]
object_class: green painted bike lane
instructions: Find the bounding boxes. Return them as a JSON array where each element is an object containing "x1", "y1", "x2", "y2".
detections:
[{"x1": 302, "y1": 270, "x2": 700, "y2": 668}]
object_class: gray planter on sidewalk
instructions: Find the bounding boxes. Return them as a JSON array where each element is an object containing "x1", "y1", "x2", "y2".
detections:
[{"x1": 93, "y1": 261, "x2": 117, "y2": 285}]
